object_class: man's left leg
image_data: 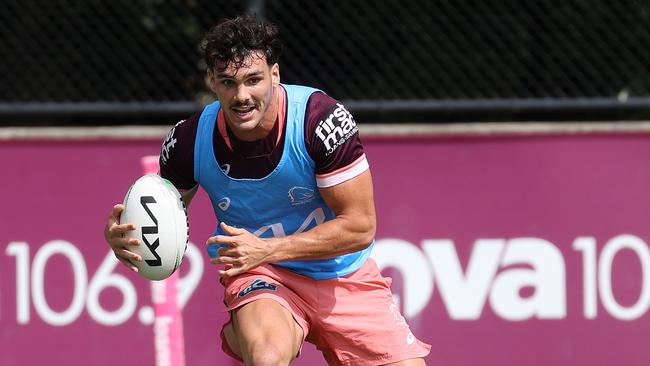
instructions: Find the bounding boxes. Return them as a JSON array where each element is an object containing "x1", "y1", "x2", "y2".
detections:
[{"x1": 228, "y1": 298, "x2": 304, "y2": 366}]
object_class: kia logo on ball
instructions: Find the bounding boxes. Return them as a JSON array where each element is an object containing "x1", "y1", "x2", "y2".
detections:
[{"x1": 140, "y1": 195, "x2": 162, "y2": 267}]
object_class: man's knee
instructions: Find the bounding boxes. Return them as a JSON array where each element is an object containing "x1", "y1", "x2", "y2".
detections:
[
  {"x1": 224, "y1": 322, "x2": 296, "y2": 365},
  {"x1": 231, "y1": 299, "x2": 303, "y2": 365},
  {"x1": 244, "y1": 339, "x2": 293, "y2": 366}
]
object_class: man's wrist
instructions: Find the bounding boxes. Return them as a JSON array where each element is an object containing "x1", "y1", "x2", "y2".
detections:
[{"x1": 264, "y1": 236, "x2": 290, "y2": 263}]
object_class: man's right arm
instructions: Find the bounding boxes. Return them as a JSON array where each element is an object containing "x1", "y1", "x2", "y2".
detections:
[
  {"x1": 159, "y1": 115, "x2": 201, "y2": 200},
  {"x1": 179, "y1": 184, "x2": 199, "y2": 207},
  {"x1": 104, "y1": 114, "x2": 201, "y2": 271}
]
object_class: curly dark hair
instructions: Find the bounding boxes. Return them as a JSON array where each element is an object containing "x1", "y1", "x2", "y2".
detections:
[{"x1": 201, "y1": 15, "x2": 283, "y2": 73}]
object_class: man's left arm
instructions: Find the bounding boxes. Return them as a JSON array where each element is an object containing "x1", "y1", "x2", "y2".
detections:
[
  {"x1": 211, "y1": 94, "x2": 374, "y2": 279},
  {"x1": 211, "y1": 169, "x2": 376, "y2": 279}
]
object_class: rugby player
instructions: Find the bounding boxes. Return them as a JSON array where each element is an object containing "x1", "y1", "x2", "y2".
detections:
[{"x1": 105, "y1": 15, "x2": 431, "y2": 366}]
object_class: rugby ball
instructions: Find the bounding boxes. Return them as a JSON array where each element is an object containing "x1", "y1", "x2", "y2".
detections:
[{"x1": 120, "y1": 174, "x2": 189, "y2": 280}]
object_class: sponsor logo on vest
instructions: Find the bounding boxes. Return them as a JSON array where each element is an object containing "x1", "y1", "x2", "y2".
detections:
[
  {"x1": 315, "y1": 103, "x2": 359, "y2": 156},
  {"x1": 288, "y1": 187, "x2": 315, "y2": 206},
  {"x1": 238, "y1": 279, "x2": 278, "y2": 298},
  {"x1": 218, "y1": 197, "x2": 231, "y2": 211}
]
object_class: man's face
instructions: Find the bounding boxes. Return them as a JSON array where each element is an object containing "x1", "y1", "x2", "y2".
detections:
[{"x1": 209, "y1": 52, "x2": 280, "y2": 139}]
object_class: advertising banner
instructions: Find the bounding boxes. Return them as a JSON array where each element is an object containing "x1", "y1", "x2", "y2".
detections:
[{"x1": 1, "y1": 131, "x2": 649, "y2": 365}]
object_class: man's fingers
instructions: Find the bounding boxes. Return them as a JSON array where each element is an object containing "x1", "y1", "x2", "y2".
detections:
[
  {"x1": 111, "y1": 204, "x2": 125, "y2": 217},
  {"x1": 106, "y1": 203, "x2": 141, "y2": 274},
  {"x1": 220, "y1": 222, "x2": 246, "y2": 235},
  {"x1": 115, "y1": 248, "x2": 142, "y2": 262},
  {"x1": 212, "y1": 255, "x2": 240, "y2": 266},
  {"x1": 106, "y1": 204, "x2": 125, "y2": 227},
  {"x1": 216, "y1": 246, "x2": 237, "y2": 257},
  {"x1": 205, "y1": 223, "x2": 249, "y2": 245},
  {"x1": 117, "y1": 256, "x2": 139, "y2": 273},
  {"x1": 110, "y1": 223, "x2": 137, "y2": 235},
  {"x1": 106, "y1": 228, "x2": 138, "y2": 249},
  {"x1": 219, "y1": 266, "x2": 245, "y2": 280},
  {"x1": 206, "y1": 235, "x2": 236, "y2": 246},
  {"x1": 109, "y1": 237, "x2": 140, "y2": 250},
  {"x1": 105, "y1": 203, "x2": 136, "y2": 241}
]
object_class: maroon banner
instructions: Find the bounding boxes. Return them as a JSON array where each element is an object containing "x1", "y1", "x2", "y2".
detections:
[{"x1": 1, "y1": 131, "x2": 650, "y2": 365}]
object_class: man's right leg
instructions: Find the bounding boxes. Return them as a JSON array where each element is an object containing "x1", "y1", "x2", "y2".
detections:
[{"x1": 223, "y1": 298, "x2": 304, "y2": 366}]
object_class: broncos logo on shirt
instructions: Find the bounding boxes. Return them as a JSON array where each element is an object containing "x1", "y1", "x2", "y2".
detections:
[{"x1": 288, "y1": 186, "x2": 316, "y2": 206}]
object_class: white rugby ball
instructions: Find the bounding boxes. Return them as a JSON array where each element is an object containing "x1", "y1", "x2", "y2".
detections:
[{"x1": 120, "y1": 174, "x2": 188, "y2": 280}]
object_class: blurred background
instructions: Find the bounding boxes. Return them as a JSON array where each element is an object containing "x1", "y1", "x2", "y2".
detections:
[
  {"x1": 2, "y1": 0, "x2": 650, "y2": 126},
  {"x1": 2, "y1": 1, "x2": 650, "y2": 366}
]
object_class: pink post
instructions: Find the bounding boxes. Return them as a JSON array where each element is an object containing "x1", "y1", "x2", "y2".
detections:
[{"x1": 141, "y1": 155, "x2": 186, "y2": 366}]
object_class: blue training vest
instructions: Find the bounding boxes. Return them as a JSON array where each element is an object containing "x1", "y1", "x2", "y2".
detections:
[{"x1": 194, "y1": 84, "x2": 373, "y2": 280}]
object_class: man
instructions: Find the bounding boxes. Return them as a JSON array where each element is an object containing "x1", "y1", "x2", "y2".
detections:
[{"x1": 104, "y1": 15, "x2": 430, "y2": 366}]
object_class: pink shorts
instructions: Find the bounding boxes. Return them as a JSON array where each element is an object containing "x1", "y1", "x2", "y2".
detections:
[{"x1": 220, "y1": 258, "x2": 431, "y2": 365}]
